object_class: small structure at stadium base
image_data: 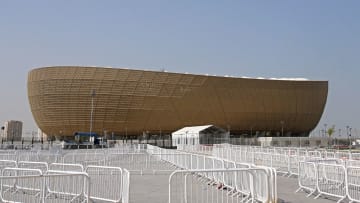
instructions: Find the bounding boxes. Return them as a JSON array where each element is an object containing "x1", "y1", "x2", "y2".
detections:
[{"x1": 171, "y1": 125, "x2": 229, "y2": 147}]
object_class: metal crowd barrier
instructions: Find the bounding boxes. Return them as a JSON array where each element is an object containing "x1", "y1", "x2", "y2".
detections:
[
  {"x1": 169, "y1": 168, "x2": 277, "y2": 203},
  {"x1": 297, "y1": 161, "x2": 360, "y2": 203},
  {"x1": 63, "y1": 152, "x2": 107, "y2": 166},
  {"x1": 85, "y1": 165, "x2": 123, "y2": 202},
  {"x1": 2, "y1": 168, "x2": 43, "y2": 201},
  {"x1": 106, "y1": 152, "x2": 175, "y2": 173},
  {"x1": 18, "y1": 161, "x2": 48, "y2": 174},
  {"x1": 0, "y1": 158, "x2": 130, "y2": 203},
  {"x1": 49, "y1": 163, "x2": 84, "y2": 172},
  {"x1": 150, "y1": 146, "x2": 277, "y2": 203},
  {"x1": 211, "y1": 144, "x2": 360, "y2": 176},
  {"x1": 44, "y1": 170, "x2": 89, "y2": 202},
  {"x1": 0, "y1": 168, "x2": 90, "y2": 203},
  {"x1": 121, "y1": 169, "x2": 130, "y2": 203}
]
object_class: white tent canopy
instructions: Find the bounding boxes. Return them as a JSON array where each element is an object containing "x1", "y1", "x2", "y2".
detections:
[{"x1": 172, "y1": 125, "x2": 228, "y2": 146}]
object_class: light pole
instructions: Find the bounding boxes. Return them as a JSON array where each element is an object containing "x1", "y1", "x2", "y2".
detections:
[
  {"x1": 90, "y1": 89, "x2": 96, "y2": 140},
  {"x1": 324, "y1": 123, "x2": 327, "y2": 137},
  {"x1": 346, "y1": 126, "x2": 350, "y2": 147},
  {"x1": 349, "y1": 127, "x2": 352, "y2": 148},
  {"x1": 280, "y1": 121, "x2": 284, "y2": 137}
]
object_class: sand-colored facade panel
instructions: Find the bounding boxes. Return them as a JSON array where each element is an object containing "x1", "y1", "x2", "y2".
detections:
[{"x1": 27, "y1": 66, "x2": 328, "y2": 137}]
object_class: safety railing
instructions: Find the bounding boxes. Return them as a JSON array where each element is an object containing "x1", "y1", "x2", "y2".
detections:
[
  {"x1": 45, "y1": 170, "x2": 89, "y2": 201},
  {"x1": 121, "y1": 169, "x2": 130, "y2": 203},
  {"x1": 106, "y1": 152, "x2": 175, "y2": 174},
  {"x1": 169, "y1": 168, "x2": 277, "y2": 203},
  {"x1": 17, "y1": 161, "x2": 48, "y2": 174},
  {"x1": 347, "y1": 166, "x2": 360, "y2": 203},
  {"x1": 150, "y1": 145, "x2": 277, "y2": 203},
  {"x1": 297, "y1": 161, "x2": 360, "y2": 203},
  {"x1": 0, "y1": 168, "x2": 91, "y2": 203},
  {"x1": 1, "y1": 168, "x2": 43, "y2": 202},
  {"x1": 315, "y1": 163, "x2": 347, "y2": 201},
  {"x1": 49, "y1": 162, "x2": 84, "y2": 172},
  {"x1": 296, "y1": 161, "x2": 318, "y2": 197},
  {"x1": 0, "y1": 160, "x2": 17, "y2": 172},
  {"x1": 85, "y1": 165, "x2": 123, "y2": 203},
  {"x1": 63, "y1": 151, "x2": 107, "y2": 166}
]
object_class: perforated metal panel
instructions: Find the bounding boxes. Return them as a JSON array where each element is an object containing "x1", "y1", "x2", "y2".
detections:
[{"x1": 27, "y1": 66, "x2": 328, "y2": 137}]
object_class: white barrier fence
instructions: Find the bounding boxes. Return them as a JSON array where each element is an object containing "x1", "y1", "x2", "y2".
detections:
[
  {"x1": 297, "y1": 161, "x2": 360, "y2": 203},
  {"x1": 86, "y1": 165, "x2": 123, "y2": 203},
  {"x1": 211, "y1": 145, "x2": 360, "y2": 177},
  {"x1": 106, "y1": 152, "x2": 176, "y2": 173},
  {"x1": 1, "y1": 143, "x2": 359, "y2": 203},
  {"x1": 121, "y1": 169, "x2": 130, "y2": 203},
  {"x1": 0, "y1": 161, "x2": 129, "y2": 203},
  {"x1": 148, "y1": 146, "x2": 277, "y2": 203},
  {"x1": 171, "y1": 144, "x2": 360, "y2": 203},
  {"x1": 169, "y1": 168, "x2": 276, "y2": 203},
  {"x1": 0, "y1": 168, "x2": 90, "y2": 203}
]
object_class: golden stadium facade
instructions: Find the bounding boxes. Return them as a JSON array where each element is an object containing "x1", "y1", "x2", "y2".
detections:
[{"x1": 27, "y1": 66, "x2": 328, "y2": 137}]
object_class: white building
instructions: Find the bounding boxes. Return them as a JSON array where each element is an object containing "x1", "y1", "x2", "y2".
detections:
[
  {"x1": 3, "y1": 120, "x2": 23, "y2": 141},
  {"x1": 172, "y1": 125, "x2": 229, "y2": 147}
]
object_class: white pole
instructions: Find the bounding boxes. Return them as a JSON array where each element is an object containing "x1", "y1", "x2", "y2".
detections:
[{"x1": 90, "y1": 89, "x2": 96, "y2": 140}]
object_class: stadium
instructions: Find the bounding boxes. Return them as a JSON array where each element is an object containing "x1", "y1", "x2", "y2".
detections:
[{"x1": 27, "y1": 66, "x2": 328, "y2": 138}]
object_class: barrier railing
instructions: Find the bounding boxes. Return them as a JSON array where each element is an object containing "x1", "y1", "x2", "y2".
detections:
[
  {"x1": 2, "y1": 168, "x2": 43, "y2": 201},
  {"x1": 45, "y1": 170, "x2": 89, "y2": 201},
  {"x1": 0, "y1": 143, "x2": 359, "y2": 203},
  {"x1": 297, "y1": 161, "x2": 360, "y2": 202},
  {"x1": 106, "y1": 152, "x2": 175, "y2": 173},
  {"x1": 296, "y1": 161, "x2": 317, "y2": 197},
  {"x1": 49, "y1": 163, "x2": 84, "y2": 172},
  {"x1": 63, "y1": 152, "x2": 106, "y2": 166},
  {"x1": 17, "y1": 161, "x2": 48, "y2": 174},
  {"x1": 169, "y1": 168, "x2": 277, "y2": 203},
  {"x1": 85, "y1": 165, "x2": 123, "y2": 203},
  {"x1": 315, "y1": 163, "x2": 347, "y2": 201},
  {"x1": 0, "y1": 160, "x2": 17, "y2": 171},
  {"x1": 347, "y1": 166, "x2": 360, "y2": 203},
  {"x1": 122, "y1": 169, "x2": 130, "y2": 203},
  {"x1": 150, "y1": 146, "x2": 277, "y2": 203},
  {"x1": 0, "y1": 169, "x2": 91, "y2": 203}
]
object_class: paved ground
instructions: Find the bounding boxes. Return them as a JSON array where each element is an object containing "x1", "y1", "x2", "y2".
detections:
[
  {"x1": 129, "y1": 170, "x2": 339, "y2": 203},
  {"x1": 276, "y1": 176, "x2": 337, "y2": 203},
  {"x1": 130, "y1": 172, "x2": 171, "y2": 203}
]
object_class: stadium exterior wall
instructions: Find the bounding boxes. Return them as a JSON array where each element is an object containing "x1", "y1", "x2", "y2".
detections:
[{"x1": 27, "y1": 66, "x2": 328, "y2": 138}]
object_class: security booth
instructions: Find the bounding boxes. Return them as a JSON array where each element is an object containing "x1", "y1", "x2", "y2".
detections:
[{"x1": 172, "y1": 125, "x2": 229, "y2": 147}]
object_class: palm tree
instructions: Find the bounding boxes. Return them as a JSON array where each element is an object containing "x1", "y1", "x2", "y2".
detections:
[{"x1": 327, "y1": 125, "x2": 335, "y2": 148}]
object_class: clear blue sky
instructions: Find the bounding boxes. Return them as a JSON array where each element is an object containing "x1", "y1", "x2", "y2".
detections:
[{"x1": 0, "y1": 1, "x2": 359, "y2": 137}]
